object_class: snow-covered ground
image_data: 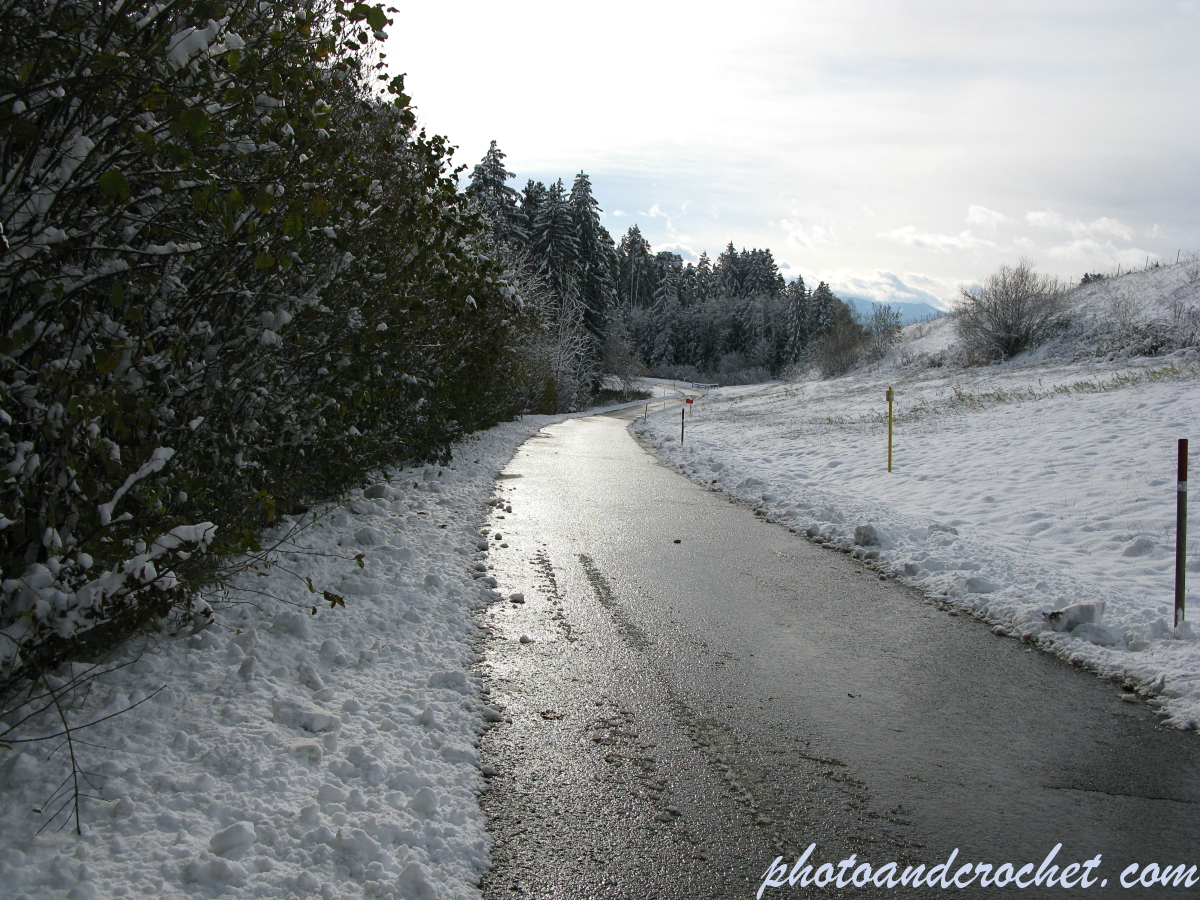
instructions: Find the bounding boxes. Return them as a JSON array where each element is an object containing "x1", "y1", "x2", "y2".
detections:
[
  {"x1": 0, "y1": 411, "x2": 596, "y2": 900},
  {"x1": 637, "y1": 263, "x2": 1200, "y2": 731}
]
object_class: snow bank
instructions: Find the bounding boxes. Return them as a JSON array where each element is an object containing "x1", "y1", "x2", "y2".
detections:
[
  {"x1": 639, "y1": 350, "x2": 1200, "y2": 730},
  {"x1": 0, "y1": 415, "x2": 567, "y2": 900}
]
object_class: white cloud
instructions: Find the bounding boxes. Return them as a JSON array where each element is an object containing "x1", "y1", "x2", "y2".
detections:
[
  {"x1": 655, "y1": 242, "x2": 700, "y2": 262},
  {"x1": 1041, "y1": 238, "x2": 1160, "y2": 267},
  {"x1": 965, "y1": 205, "x2": 1013, "y2": 231},
  {"x1": 823, "y1": 268, "x2": 958, "y2": 310},
  {"x1": 1025, "y1": 210, "x2": 1134, "y2": 242},
  {"x1": 777, "y1": 218, "x2": 838, "y2": 249},
  {"x1": 881, "y1": 226, "x2": 997, "y2": 254}
]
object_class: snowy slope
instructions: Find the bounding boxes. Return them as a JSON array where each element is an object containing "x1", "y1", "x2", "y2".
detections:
[
  {"x1": 638, "y1": 264, "x2": 1200, "y2": 731},
  {"x1": 875, "y1": 260, "x2": 1200, "y2": 370},
  {"x1": 0, "y1": 413, "x2": 582, "y2": 900}
]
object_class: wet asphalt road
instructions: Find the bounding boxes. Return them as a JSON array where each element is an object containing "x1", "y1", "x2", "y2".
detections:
[{"x1": 474, "y1": 407, "x2": 1200, "y2": 899}]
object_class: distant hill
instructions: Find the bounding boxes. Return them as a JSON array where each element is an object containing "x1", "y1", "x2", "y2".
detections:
[{"x1": 843, "y1": 296, "x2": 946, "y2": 325}]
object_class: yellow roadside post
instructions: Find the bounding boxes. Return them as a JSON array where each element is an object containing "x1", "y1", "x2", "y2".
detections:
[{"x1": 887, "y1": 386, "x2": 894, "y2": 472}]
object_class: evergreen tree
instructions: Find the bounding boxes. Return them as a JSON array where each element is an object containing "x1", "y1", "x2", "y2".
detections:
[
  {"x1": 716, "y1": 242, "x2": 742, "y2": 298},
  {"x1": 741, "y1": 248, "x2": 785, "y2": 297},
  {"x1": 521, "y1": 179, "x2": 548, "y2": 235},
  {"x1": 468, "y1": 140, "x2": 526, "y2": 246},
  {"x1": 530, "y1": 179, "x2": 580, "y2": 304},
  {"x1": 695, "y1": 252, "x2": 714, "y2": 303},
  {"x1": 809, "y1": 281, "x2": 840, "y2": 337},
  {"x1": 652, "y1": 252, "x2": 683, "y2": 307},
  {"x1": 651, "y1": 297, "x2": 680, "y2": 367},
  {"x1": 617, "y1": 225, "x2": 654, "y2": 309},
  {"x1": 677, "y1": 262, "x2": 696, "y2": 307},
  {"x1": 782, "y1": 275, "x2": 809, "y2": 362},
  {"x1": 569, "y1": 172, "x2": 618, "y2": 381}
]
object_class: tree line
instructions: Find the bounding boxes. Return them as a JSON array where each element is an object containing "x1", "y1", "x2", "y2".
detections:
[
  {"x1": 620, "y1": 235, "x2": 849, "y2": 381},
  {"x1": 468, "y1": 145, "x2": 889, "y2": 389}
]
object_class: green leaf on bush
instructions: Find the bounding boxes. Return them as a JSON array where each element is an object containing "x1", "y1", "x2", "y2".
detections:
[
  {"x1": 108, "y1": 283, "x2": 124, "y2": 308},
  {"x1": 165, "y1": 143, "x2": 193, "y2": 166},
  {"x1": 365, "y1": 5, "x2": 388, "y2": 31},
  {"x1": 95, "y1": 346, "x2": 122, "y2": 375},
  {"x1": 284, "y1": 208, "x2": 304, "y2": 237},
  {"x1": 98, "y1": 168, "x2": 130, "y2": 200},
  {"x1": 176, "y1": 106, "x2": 210, "y2": 137},
  {"x1": 133, "y1": 129, "x2": 156, "y2": 154},
  {"x1": 324, "y1": 591, "x2": 346, "y2": 609},
  {"x1": 254, "y1": 252, "x2": 276, "y2": 269}
]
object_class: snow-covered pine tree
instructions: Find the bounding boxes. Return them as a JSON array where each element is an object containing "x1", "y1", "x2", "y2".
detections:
[
  {"x1": 617, "y1": 225, "x2": 654, "y2": 309},
  {"x1": 648, "y1": 252, "x2": 683, "y2": 367},
  {"x1": 742, "y1": 248, "x2": 785, "y2": 298},
  {"x1": 530, "y1": 179, "x2": 579, "y2": 304},
  {"x1": 808, "y1": 281, "x2": 841, "y2": 336},
  {"x1": 783, "y1": 275, "x2": 809, "y2": 362},
  {"x1": 716, "y1": 242, "x2": 742, "y2": 298},
  {"x1": 694, "y1": 253, "x2": 714, "y2": 303},
  {"x1": 468, "y1": 141, "x2": 526, "y2": 247},
  {"x1": 569, "y1": 172, "x2": 618, "y2": 386},
  {"x1": 521, "y1": 180, "x2": 548, "y2": 236}
]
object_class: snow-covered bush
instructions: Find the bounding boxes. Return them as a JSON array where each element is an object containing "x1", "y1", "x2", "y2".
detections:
[
  {"x1": 863, "y1": 303, "x2": 903, "y2": 361},
  {"x1": 954, "y1": 258, "x2": 1071, "y2": 360},
  {"x1": 0, "y1": 0, "x2": 521, "y2": 702},
  {"x1": 810, "y1": 301, "x2": 867, "y2": 378}
]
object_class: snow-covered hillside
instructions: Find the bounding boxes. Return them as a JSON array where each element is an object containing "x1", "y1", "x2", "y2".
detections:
[
  {"x1": 885, "y1": 259, "x2": 1200, "y2": 369},
  {"x1": 638, "y1": 260, "x2": 1200, "y2": 730}
]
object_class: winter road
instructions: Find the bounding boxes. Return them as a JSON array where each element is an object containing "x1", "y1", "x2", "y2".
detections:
[{"x1": 475, "y1": 406, "x2": 1200, "y2": 899}]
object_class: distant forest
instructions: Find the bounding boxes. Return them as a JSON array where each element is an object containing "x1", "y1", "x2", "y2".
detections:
[{"x1": 467, "y1": 142, "x2": 866, "y2": 385}]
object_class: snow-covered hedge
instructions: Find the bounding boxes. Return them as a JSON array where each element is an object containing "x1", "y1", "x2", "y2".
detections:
[{"x1": 0, "y1": 0, "x2": 522, "y2": 700}]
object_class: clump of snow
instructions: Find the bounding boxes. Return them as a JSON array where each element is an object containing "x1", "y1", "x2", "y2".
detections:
[{"x1": 638, "y1": 265, "x2": 1200, "y2": 730}]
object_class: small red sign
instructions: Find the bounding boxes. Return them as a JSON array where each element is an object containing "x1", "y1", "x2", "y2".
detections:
[{"x1": 685, "y1": 398, "x2": 693, "y2": 404}]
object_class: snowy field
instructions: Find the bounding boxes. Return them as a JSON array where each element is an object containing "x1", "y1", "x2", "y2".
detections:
[
  {"x1": 0, "y1": 410, "x2": 603, "y2": 900},
  {"x1": 638, "y1": 263, "x2": 1200, "y2": 731}
]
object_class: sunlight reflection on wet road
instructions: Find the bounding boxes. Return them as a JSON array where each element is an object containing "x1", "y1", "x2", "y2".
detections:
[{"x1": 475, "y1": 412, "x2": 1200, "y2": 899}]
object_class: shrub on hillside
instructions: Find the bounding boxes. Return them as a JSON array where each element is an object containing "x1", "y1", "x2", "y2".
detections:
[
  {"x1": 863, "y1": 304, "x2": 903, "y2": 361},
  {"x1": 811, "y1": 303, "x2": 867, "y2": 378},
  {"x1": 954, "y1": 259, "x2": 1070, "y2": 360}
]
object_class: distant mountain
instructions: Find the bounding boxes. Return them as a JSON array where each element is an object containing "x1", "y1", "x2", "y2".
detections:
[{"x1": 842, "y1": 296, "x2": 947, "y2": 325}]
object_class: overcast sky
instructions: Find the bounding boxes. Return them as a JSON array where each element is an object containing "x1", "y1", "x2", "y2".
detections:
[{"x1": 384, "y1": 0, "x2": 1200, "y2": 309}]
